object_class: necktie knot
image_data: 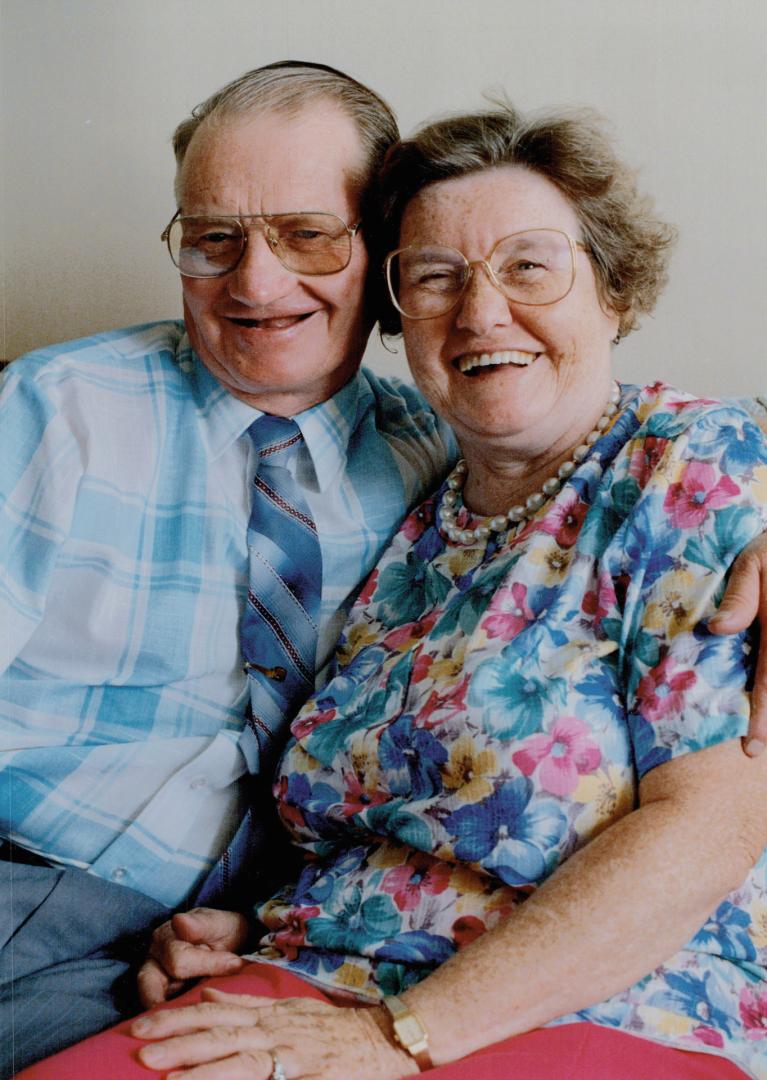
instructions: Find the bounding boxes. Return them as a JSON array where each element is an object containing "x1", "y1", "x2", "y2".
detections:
[{"x1": 247, "y1": 414, "x2": 302, "y2": 462}]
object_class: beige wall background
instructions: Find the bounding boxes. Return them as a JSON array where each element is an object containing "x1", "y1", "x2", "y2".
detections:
[{"x1": 2, "y1": 0, "x2": 765, "y2": 395}]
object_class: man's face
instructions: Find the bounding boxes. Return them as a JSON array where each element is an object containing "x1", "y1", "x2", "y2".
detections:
[{"x1": 178, "y1": 103, "x2": 371, "y2": 416}]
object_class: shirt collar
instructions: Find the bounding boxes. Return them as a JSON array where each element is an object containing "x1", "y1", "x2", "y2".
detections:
[{"x1": 180, "y1": 331, "x2": 364, "y2": 485}]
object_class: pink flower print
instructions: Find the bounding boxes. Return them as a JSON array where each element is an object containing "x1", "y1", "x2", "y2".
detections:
[
  {"x1": 273, "y1": 905, "x2": 320, "y2": 951},
  {"x1": 383, "y1": 611, "x2": 439, "y2": 651},
  {"x1": 628, "y1": 436, "x2": 670, "y2": 488},
  {"x1": 412, "y1": 649, "x2": 433, "y2": 684},
  {"x1": 292, "y1": 705, "x2": 336, "y2": 740},
  {"x1": 451, "y1": 915, "x2": 487, "y2": 949},
  {"x1": 541, "y1": 490, "x2": 589, "y2": 548},
  {"x1": 339, "y1": 769, "x2": 389, "y2": 817},
  {"x1": 664, "y1": 461, "x2": 739, "y2": 529},
  {"x1": 512, "y1": 715, "x2": 601, "y2": 796},
  {"x1": 690, "y1": 1027, "x2": 724, "y2": 1049},
  {"x1": 419, "y1": 675, "x2": 470, "y2": 729},
  {"x1": 483, "y1": 583, "x2": 534, "y2": 641},
  {"x1": 636, "y1": 654, "x2": 696, "y2": 724},
  {"x1": 739, "y1": 986, "x2": 767, "y2": 1039},
  {"x1": 582, "y1": 572, "x2": 617, "y2": 629},
  {"x1": 357, "y1": 569, "x2": 379, "y2": 606},
  {"x1": 381, "y1": 853, "x2": 452, "y2": 911}
]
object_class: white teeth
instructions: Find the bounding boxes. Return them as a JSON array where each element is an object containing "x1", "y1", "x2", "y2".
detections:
[{"x1": 457, "y1": 350, "x2": 537, "y2": 374}]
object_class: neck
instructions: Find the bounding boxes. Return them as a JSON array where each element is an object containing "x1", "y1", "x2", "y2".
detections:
[{"x1": 458, "y1": 379, "x2": 621, "y2": 519}]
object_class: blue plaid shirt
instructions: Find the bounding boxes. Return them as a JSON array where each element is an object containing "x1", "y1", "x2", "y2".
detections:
[{"x1": 0, "y1": 321, "x2": 456, "y2": 906}]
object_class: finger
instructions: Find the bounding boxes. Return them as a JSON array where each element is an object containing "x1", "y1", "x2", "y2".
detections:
[
  {"x1": 710, "y1": 553, "x2": 761, "y2": 633},
  {"x1": 150, "y1": 938, "x2": 244, "y2": 982},
  {"x1": 165, "y1": 1050, "x2": 274, "y2": 1079},
  {"x1": 173, "y1": 909, "x2": 251, "y2": 952},
  {"x1": 132, "y1": 1001, "x2": 261, "y2": 1040},
  {"x1": 200, "y1": 989, "x2": 276, "y2": 1008},
  {"x1": 165, "y1": 1057, "x2": 272, "y2": 1080},
  {"x1": 137, "y1": 957, "x2": 186, "y2": 1008},
  {"x1": 745, "y1": 612, "x2": 767, "y2": 757},
  {"x1": 137, "y1": 1029, "x2": 272, "y2": 1073}
]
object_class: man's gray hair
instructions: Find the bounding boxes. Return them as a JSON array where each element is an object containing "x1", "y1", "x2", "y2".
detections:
[{"x1": 172, "y1": 60, "x2": 399, "y2": 210}]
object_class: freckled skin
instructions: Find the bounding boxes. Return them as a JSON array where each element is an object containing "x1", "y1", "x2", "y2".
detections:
[
  {"x1": 179, "y1": 102, "x2": 372, "y2": 417},
  {"x1": 399, "y1": 167, "x2": 620, "y2": 513}
]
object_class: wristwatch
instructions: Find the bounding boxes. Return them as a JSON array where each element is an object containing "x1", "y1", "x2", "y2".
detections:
[{"x1": 380, "y1": 994, "x2": 433, "y2": 1071}]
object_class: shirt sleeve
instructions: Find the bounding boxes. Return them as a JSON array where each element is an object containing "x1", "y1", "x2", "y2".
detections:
[
  {"x1": 597, "y1": 398, "x2": 767, "y2": 777},
  {"x1": 0, "y1": 362, "x2": 83, "y2": 673}
]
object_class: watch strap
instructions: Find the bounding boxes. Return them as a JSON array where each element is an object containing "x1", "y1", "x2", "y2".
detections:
[{"x1": 381, "y1": 994, "x2": 433, "y2": 1071}]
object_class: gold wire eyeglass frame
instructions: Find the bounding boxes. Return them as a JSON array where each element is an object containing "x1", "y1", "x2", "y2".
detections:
[
  {"x1": 384, "y1": 228, "x2": 588, "y2": 320},
  {"x1": 161, "y1": 210, "x2": 361, "y2": 278}
]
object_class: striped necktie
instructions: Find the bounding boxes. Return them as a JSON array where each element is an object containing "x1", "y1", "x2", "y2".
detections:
[
  {"x1": 238, "y1": 413, "x2": 322, "y2": 774},
  {"x1": 194, "y1": 414, "x2": 321, "y2": 908}
]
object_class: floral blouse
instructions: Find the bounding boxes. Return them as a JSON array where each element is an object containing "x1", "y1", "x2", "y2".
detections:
[{"x1": 253, "y1": 383, "x2": 767, "y2": 1077}]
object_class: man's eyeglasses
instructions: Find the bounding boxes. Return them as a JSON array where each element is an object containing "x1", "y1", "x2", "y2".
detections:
[
  {"x1": 384, "y1": 229, "x2": 586, "y2": 320},
  {"x1": 161, "y1": 211, "x2": 360, "y2": 279}
]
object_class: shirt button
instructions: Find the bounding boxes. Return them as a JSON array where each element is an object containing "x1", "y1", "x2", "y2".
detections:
[
  {"x1": 112, "y1": 867, "x2": 127, "y2": 881},
  {"x1": 179, "y1": 359, "x2": 193, "y2": 373},
  {"x1": 190, "y1": 776, "x2": 209, "y2": 790}
]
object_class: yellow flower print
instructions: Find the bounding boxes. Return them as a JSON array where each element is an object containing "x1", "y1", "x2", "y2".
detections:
[
  {"x1": 572, "y1": 765, "x2": 634, "y2": 835},
  {"x1": 644, "y1": 570, "x2": 699, "y2": 634},
  {"x1": 441, "y1": 734, "x2": 498, "y2": 803},
  {"x1": 527, "y1": 538, "x2": 573, "y2": 580},
  {"x1": 334, "y1": 961, "x2": 369, "y2": 990},
  {"x1": 751, "y1": 902, "x2": 767, "y2": 949},
  {"x1": 428, "y1": 640, "x2": 468, "y2": 684},
  {"x1": 368, "y1": 841, "x2": 411, "y2": 870},
  {"x1": 751, "y1": 465, "x2": 767, "y2": 506},
  {"x1": 337, "y1": 621, "x2": 380, "y2": 665},
  {"x1": 449, "y1": 863, "x2": 487, "y2": 895},
  {"x1": 638, "y1": 1005, "x2": 695, "y2": 1038},
  {"x1": 447, "y1": 546, "x2": 484, "y2": 579}
]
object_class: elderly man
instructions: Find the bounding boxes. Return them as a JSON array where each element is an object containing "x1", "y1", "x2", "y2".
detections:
[{"x1": 1, "y1": 60, "x2": 766, "y2": 1073}]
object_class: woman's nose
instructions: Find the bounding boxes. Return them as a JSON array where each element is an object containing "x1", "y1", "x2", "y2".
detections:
[
  {"x1": 454, "y1": 262, "x2": 514, "y2": 334},
  {"x1": 226, "y1": 231, "x2": 296, "y2": 306}
]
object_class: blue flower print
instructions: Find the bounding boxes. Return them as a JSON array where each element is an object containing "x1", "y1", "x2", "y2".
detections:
[
  {"x1": 468, "y1": 655, "x2": 567, "y2": 739},
  {"x1": 693, "y1": 901, "x2": 757, "y2": 963},
  {"x1": 687, "y1": 414, "x2": 767, "y2": 474},
  {"x1": 446, "y1": 778, "x2": 566, "y2": 886},
  {"x1": 649, "y1": 970, "x2": 738, "y2": 1037},
  {"x1": 307, "y1": 885, "x2": 401, "y2": 954},
  {"x1": 375, "y1": 551, "x2": 451, "y2": 624},
  {"x1": 379, "y1": 715, "x2": 448, "y2": 799}
]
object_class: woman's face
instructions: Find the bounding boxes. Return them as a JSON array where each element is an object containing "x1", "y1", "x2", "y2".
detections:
[{"x1": 398, "y1": 167, "x2": 620, "y2": 463}]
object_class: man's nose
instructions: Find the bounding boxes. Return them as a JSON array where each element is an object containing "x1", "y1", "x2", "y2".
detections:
[
  {"x1": 226, "y1": 231, "x2": 296, "y2": 305},
  {"x1": 454, "y1": 262, "x2": 515, "y2": 334}
]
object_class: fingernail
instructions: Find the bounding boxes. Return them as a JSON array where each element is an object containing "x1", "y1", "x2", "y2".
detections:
[
  {"x1": 139, "y1": 1045, "x2": 165, "y2": 1064},
  {"x1": 132, "y1": 1017, "x2": 152, "y2": 1033},
  {"x1": 745, "y1": 738, "x2": 765, "y2": 758}
]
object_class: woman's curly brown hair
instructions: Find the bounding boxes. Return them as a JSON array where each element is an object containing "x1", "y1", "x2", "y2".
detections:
[{"x1": 372, "y1": 104, "x2": 676, "y2": 339}]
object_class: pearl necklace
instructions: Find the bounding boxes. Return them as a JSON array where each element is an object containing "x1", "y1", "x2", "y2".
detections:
[{"x1": 439, "y1": 381, "x2": 622, "y2": 546}]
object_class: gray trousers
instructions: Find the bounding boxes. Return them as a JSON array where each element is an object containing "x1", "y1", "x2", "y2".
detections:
[{"x1": 0, "y1": 857, "x2": 169, "y2": 1077}]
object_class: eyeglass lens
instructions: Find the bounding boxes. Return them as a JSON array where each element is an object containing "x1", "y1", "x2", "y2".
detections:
[
  {"x1": 167, "y1": 213, "x2": 353, "y2": 278},
  {"x1": 389, "y1": 229, "x2": 576, "y2": 318}
]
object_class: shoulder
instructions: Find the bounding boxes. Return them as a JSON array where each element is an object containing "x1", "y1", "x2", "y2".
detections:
[
  {"x1": 602, "y1": 380, "x2": 767, "y2": 488},
  {"x1": 625, "y1": 380, "x2": 761, "y2": 441},
  {"x1": 5, "y1": 321, "x2": 186, "y2": 388},
  {"x1": 355, "y1": 367, "x2": 457, "y2": 457}
]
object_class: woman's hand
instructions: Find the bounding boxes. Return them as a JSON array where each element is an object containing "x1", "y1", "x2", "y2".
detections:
[
  {"x1": 138, "y1": 909, "x2": 250, "y2": 1007},
  {"x1": 131, "y1": 989, "x2": 416, "y2": 1079},
  {"x1": 710, "y1": 534, "x2": 767, "y2": 755}
]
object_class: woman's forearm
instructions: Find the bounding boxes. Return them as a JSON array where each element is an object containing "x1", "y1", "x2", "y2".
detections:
[{"x1": 400, "y1": 739, "x2": 767, "y2": 1067}]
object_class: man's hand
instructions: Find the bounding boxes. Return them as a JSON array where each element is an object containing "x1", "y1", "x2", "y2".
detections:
[
  {"x1": 137, "y1": 908, "x2": 250, "y2": 1007},
  {"x1": 710, "y1": 535, "x2": 767, "y2": 756}
]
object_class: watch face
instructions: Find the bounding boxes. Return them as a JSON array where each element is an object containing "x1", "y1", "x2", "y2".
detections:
[{"x1": 394, "y1": 1014, "x2": 425, "y2": 1049}]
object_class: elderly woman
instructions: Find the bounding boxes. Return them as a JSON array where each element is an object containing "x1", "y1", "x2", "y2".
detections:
[{"x1": 19, "y1": 106, "x2": 767, "y2": 1080}]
